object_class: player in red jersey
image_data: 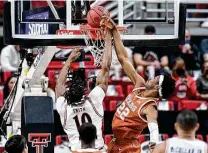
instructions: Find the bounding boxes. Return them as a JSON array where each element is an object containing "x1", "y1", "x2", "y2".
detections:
[{"x1": 100, "y1": 17, "x2": 176, "y2": 153}]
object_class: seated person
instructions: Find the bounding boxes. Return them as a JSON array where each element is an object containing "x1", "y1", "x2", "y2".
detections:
[
  {"x1": 133, "y1": 25, "x2": 170, "y2": 74},
  {"x1": 168, "y1": 57, "x2": 197, "y2": 102},
  {"x1": 200, "y1": 39, "x2": 208, "y2": 62},
  {"x1": 196, "y1": 61, "x2": 208, "y2": 100},
  {"x1": 178, "y1": 29, "x2": 200, "y2": 71},
  {"x1": 3, "y1": 75, "x2": 17, "y2": 100}
]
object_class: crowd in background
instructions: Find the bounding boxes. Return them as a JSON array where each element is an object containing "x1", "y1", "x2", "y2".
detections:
[{"x1": 0, "y1": 25, "x2": 208, "y2": 111}]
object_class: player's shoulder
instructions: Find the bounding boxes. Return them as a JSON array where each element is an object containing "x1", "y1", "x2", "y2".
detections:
[
  {"x1": 72, "y1": 148, "x2": 106, "y2": 153},
  {"x1": 193, "y1": 139, "x2": 207, "y2": 146},
  {"x1": 167, "y1": 137, "x2": 206, "y2": 145},
  {"x1": 89, "y1": 86, "x2": 105, "y2": 95},
  {"x1": 56, "y1": 96, "x2": 67, "y2": 112},
  {"x1": 88, "y1": 86, "x2": 105, "y2": 102}
]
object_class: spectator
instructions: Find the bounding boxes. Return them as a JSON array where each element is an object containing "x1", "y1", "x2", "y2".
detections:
[
  {"x1": 169, "y1": 57, "x2": 197, "y2": 103},
  {"x1": 72, "y1": 123, "x2": 106, "y2": 153},
  {"x1": 133, "y1": 25, "x2": 170, "y2": 79},
  {"x1": 5, "y1": 135, "x2": 28, "y2": 153},
  {"x1": 1, "y1": 45, "x2": 20, "y2": 72},
  {"x1": 200, "y1": 39, "x2": 208, "y2": 62},
  {"x1": 179, "y1": 29, "x2": 200, "y2": 72},
  {"x1": 3, "y1": 75, "x2": 17, "y2": 100},
  {"x1": 196, "y1": 61, "x2": 208, "y2": 100}
]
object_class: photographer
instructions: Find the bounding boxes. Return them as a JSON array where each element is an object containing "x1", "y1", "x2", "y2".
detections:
[{"x1": 168, "y1": 57, "x2": 197, "y2": 103}]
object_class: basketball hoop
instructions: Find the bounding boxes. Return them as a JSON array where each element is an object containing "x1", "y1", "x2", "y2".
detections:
[
  {"x1": 56, "y1": 29, "x2": 86, "y2": 50},
  {"x1": 80, "y1": 24, "x2": 127, "y2": 66},
  {"x1": 56, "y1": 25, "x2": 127, "y2": 66}
]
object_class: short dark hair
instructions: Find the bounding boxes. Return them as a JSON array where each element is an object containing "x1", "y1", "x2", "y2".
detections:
[
  {"x1": 5, "y1": 135, "x2": 27, "y2": 153},
  {"x1": 160, "y1": 70, "x2": 175, "y2": 99},
  {"x1": 144, "y1": 25, "x2": 156, "y2": 34},
  {"x1": 78, "y1": 123, "x2": 97, "y2": 145},
  {"x1": 176, "y1": 110, "x2": 198, "y2": 131}
]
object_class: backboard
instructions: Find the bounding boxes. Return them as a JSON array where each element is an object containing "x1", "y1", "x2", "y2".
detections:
[{"x1": 3, "y1": 0, "x2": 186, "y2": 47}]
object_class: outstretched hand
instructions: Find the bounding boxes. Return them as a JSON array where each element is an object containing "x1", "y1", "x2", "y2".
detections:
[
  {"x1": 100, "y1": 16, "x2": 116, "y2": 30},
  {"x1": 67, "y1": 48, "x2": 81, "y2": 62}
]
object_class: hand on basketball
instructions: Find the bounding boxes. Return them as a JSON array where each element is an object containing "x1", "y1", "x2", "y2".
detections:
[
  {"x1": 149, "y1": 142, "x2": 156, "y2": 153},
  {"x1": 68, "y1": 48, "x2": 81, "y2": 62},
  {"x1": 100, "y1": 16, "x2": 116, "y2": 30}
]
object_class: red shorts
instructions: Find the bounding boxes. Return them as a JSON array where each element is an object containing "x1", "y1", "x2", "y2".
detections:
[{"x1": 107, "y1": 138, "x2": 141, "y2": 153}]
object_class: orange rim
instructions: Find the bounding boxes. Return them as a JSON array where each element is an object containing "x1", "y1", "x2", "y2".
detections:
[
  {"x1": 56, "y1": 45, "x2": 86, "y2": 49},
  {"x1": 80, "y1": 24, "x2": 127, "y2": 32},
  {"x1": 80, "y1": 24, "x2": 127, "y2": 40}
]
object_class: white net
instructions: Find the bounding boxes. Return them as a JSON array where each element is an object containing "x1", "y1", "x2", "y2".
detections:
[{"x1": 81, "y1": 26, "x2": 127, "y2": 66}]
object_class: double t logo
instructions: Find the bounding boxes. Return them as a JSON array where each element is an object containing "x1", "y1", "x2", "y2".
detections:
[{"x1": 28, "y1": 133, "x2": 51, "y2": 153}]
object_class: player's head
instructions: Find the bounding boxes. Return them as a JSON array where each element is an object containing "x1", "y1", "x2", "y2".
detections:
[
  {"x1": 175, "y1": 110, "x2": 199, "y2": 135},
  {"x1": 144, "y1": 25, "x2": 156, "y2": 35},
  {"x1": 145, "y1": 70, "x2": 175, "y2": 99},
  {"x1": 78, "y1": 123, "x2": 97, "y2": 148},
  {"x1": 65, "y1": 68, "x2": 87, "y2": 106},
  {"x1": 5, "y1": 135, "x2": 28, "y2": 153}
]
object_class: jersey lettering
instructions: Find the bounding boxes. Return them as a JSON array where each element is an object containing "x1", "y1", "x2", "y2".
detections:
[
  {"x1": 73, "y1": 113, "x2": 92, "y2": 129},
  {"x1": 116, "y1": 102, "x2": 130, "y2": 120}
]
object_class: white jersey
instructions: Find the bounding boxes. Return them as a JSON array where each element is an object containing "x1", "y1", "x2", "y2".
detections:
[
  {"x1": 72, "y1": 148, "x2": 106, "y2": 153},
  {"x1": 56, "y1": 86, "x2": 105, "y2": 151},
  {"x1": 166, "y1": 137, "x2": 207, "y2": 153}
]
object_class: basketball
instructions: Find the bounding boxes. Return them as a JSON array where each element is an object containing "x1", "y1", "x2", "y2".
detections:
[{"x1": 87, "y1": 6, "x2": 110, "y2": 28}]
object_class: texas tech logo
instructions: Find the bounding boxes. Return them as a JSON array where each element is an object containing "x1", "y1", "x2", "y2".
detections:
[{"x1": 28, "y1": 133, "x2": 51, "y2": 153}]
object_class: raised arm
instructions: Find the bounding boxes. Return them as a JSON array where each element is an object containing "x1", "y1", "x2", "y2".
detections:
[
  {"x1": 143, "y1": 105, "x2": 159, "y2": 152},
  {"x1": 101, "y1": 17, "x2": 145, "y2": 87},
  {"x1": 55, "y1": 49, "x2": 81, "y2": 98},
  {"x1": 152, "y1": 142, "x2": 166, "y2": 153},
  {"x1": 96, "y1": 29, "x2": 112, "y2": 93}
]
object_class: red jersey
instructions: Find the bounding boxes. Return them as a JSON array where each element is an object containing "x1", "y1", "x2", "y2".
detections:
[{"x1": 112, "y1": 89, "x2": 157, "y2": 140}]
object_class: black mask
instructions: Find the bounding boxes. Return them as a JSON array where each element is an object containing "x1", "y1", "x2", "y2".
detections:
[
  {"x1": 176, "y1": 68, "x2": 185, "y2": 77},
  {"x1": 204, "y1": 69, "x2": 208, "y2": 75}
]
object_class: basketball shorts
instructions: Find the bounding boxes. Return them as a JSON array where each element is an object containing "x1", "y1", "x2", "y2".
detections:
[{"x1": 107, "y1": 138, "x2": 141, "y2": 153}]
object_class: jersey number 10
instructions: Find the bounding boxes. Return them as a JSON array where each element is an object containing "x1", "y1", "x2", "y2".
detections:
[
  {"x1": 73, "y1": 113, "x2": 92, "y2": 128},
  {"x1": 117, "y1": 102, "x2": 130, "y2": 120}
]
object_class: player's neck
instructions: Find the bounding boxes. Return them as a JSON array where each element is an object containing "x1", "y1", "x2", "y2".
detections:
[
  {"x1": 81, "y1": 143, "x2": 95, "y2": 149},
  {"x1": 177, "y1": 131, "x2": 196, "y2": 140},
  {"x1": 141, "y1": 90, "x2": 157, "y2": 98}
]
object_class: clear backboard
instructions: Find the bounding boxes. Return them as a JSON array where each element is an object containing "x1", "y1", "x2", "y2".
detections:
[{"x1": 3, "y1": 0, "x2": 186, "y2": 47}]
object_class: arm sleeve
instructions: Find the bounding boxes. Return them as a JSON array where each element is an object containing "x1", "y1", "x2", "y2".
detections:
[
  {"x1": 148, "y1": 122, "x2": 160, "y2": 144},
  {"x1": 88, "y1": 86, "x2": 105, "y2": 106}
]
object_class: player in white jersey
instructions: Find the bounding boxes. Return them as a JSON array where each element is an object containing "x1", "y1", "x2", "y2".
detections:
[
  {"x1": 153, "y1": 110, "x2": 208, "y2": 153},
  {"x1": 72, "y1": 122, "x2": 106, "y2": 153},
  {"x1": 55, "y1": 30, "x2": 112, "y2": 151}
]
